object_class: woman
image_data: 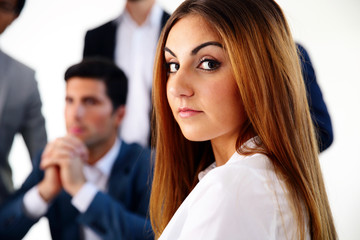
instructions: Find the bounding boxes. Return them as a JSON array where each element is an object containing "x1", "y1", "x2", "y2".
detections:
[{"x1": 150, "y1": 0, "x2": 337, "y2": 239}]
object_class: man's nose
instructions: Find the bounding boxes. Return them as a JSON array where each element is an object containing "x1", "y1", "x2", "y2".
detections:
[{"x1": 73, "y1": 104, "x2": 85, "y2": 119}]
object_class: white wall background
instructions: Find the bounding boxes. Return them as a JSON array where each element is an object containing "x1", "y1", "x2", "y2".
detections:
[{"x1": 1, "y1": 0, "x2": 359, "y2": 239}]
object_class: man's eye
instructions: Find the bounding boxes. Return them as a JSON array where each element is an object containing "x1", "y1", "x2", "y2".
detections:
[
  {"x1": 198, "y1": 59, "x2": 221, "y2": 71},
  {"x1": 167, "y1": 62, "x2": 179, "y2": 73},
  {"x1": 65, "y1": 97, "x2": 73, "y2": 104},
  {"x1": 84, "y1": 99, "x2": 96, "y2": 105}
]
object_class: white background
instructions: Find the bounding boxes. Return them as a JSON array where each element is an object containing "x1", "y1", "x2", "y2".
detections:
[{"x1": 1, "y1": 0, "x2": 359, "y2": 239}]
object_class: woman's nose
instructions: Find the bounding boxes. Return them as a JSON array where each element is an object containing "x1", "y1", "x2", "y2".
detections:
[{"x1": 167, "y1": 67, "x2": 194, "y2": 98}]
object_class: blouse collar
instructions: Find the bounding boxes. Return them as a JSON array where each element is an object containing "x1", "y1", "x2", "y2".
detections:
[{"x1": 197, "y1": 136, "x2": 260, "y2": 181}]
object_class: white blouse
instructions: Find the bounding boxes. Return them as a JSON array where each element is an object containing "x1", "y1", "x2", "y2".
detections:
[{"x1": 159, "y1": 140, "x2": 309, "y2": 240}]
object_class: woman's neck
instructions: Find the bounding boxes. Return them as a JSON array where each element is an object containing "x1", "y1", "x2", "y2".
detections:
[
  {"x1": 211, "y1": 131, "x2": 255, "y2": 166},
  {"x1": 211, "y1": 135, "x2": 238, "y2": 167}
]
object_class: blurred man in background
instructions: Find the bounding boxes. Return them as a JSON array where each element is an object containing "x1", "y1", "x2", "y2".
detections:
[
  {"x1": 84, "y1": 0, "x2": 170, "y2": 147},
  {"x1": 0, "y1": 0, "x2": 47, "y2": 204}
]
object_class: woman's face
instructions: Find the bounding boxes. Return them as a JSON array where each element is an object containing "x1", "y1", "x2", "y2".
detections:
[{"x1": 165, "y1": 14, "x2": 246, "y2": 146}]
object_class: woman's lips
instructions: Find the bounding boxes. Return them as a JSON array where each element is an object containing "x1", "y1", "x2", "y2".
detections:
[{"x1": 178, "y1": 107, "x2": 202, "y2": 118}]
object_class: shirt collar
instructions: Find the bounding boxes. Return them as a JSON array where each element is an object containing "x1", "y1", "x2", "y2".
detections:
[
  {"x1": 198, "y1": 136, "x2": 260, "y2": 181},
  {"x1": 94, "y1": 138, "x2": 121, "y2": 177},
  {"x1": 147, "y1": 3, "x2": 162, "y2": 28},
  {"x1": 198, "y1": 162, "x2": 217, "y2": 181}
]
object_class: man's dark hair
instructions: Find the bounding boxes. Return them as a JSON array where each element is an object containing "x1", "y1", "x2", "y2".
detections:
[
  {"x1": 64, "y1": 58, "x2": 128, "y2": 110},
  {"x1": 15, "y1": 0, "x2": 26, "y2": 15}
]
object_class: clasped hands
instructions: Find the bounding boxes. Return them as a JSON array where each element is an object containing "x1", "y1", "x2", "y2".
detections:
[{"x1": 38, "y1": 135, "x2": 89, "y2": 202}]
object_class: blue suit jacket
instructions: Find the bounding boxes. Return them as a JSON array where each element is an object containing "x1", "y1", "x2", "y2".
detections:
[
  {"x1": 0, "y1": 141, "x2": 153, "y2": 240},
  {"x1": 297, "y1": 44, "x2": 333, "y2": 151}
]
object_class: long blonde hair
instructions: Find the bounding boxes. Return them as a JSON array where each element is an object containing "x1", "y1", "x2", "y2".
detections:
[{"x1": 150, "y1": 0, "x2": 337, "y2": 239}]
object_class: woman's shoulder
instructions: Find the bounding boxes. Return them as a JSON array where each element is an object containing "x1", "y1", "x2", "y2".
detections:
[
  {"x1": 181, "y1": 152, "x2": 295, "y2": 239},
  {"x1": 197, "y1": 152, "x2": 290, "y2": 217},
  {"x1": 205, "y1": 152, "x2": 275, "y2": 188},
  {"x1": 192, "y1": 152, "x2": 283, "y2": 207}
]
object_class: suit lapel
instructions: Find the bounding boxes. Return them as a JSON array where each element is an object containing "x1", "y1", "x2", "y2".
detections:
[
  {"x1": 104, "y1": 21, "x2": 117, "y2": 61},
  {"x1": 107, "y1": 142, "x2": 129, "y2": 196}
]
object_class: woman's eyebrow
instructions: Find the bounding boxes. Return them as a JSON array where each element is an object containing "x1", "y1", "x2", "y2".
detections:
[
  {"x1": 191, "y1": 41, "x2": 223, "y2": 55},
  {"x1": 164, "y1": 47, "x2": 177, "y2": 57},
  {"x1": 164, "y1": 41, "x2": 223, "y2": 58}
]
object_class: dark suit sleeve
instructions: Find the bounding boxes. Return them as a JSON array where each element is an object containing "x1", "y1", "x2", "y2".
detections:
[
  {"x1": 78, "y1": 192, "x2": 153, "y2": 240},
  {"x1": 77, "y1": 146, "x2": 153, "y2": 240},
  {"x1": 297, "y1": 44, "x2": 334, "y2": 151},
  {"x1": 0, "y1": 155, "x2": 44, "y2": 239}
]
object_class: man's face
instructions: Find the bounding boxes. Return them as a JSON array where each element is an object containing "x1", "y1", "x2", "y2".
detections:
[
  {"x1": 0, "y1": 0, "x2": 17, "y2": 35},
  {"x1": 65, "y1": 77, "x2": 122, "y2": 148}
]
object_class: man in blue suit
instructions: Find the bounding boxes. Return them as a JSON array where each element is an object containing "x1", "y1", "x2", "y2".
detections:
[{"x1": 0, "y1": 58, "x2": 153, "y2": 240}]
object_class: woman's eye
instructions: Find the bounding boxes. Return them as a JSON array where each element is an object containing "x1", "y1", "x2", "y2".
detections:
[
  {"x1": 198, "y1": 59, "x2": 221, "y2": 71},
  {"x1": 167, "y1": 62, "x2": 179, "y2": 73}
]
